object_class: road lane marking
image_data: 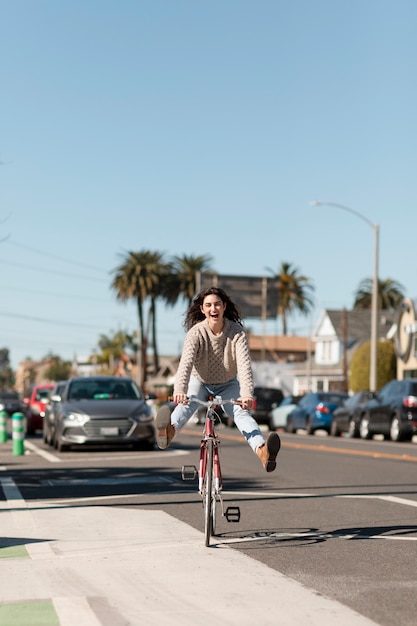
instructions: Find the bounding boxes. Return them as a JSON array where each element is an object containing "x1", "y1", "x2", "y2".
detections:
[
  {"x1": 22, "y1": 440, "x2": 188, "y2": 463},
  {"x1": 52, "y1": 597, "x2": 102, "y2": 626},
  {"x1": 217, "y1": 528, "x2": 417, "y2": 545},
  {"x1": 42, "y1": 475, "x2": 176, "y2": 486},
  {"x1": 282, "y1": 440, "x2": 417, "y2": 462},
  {"x1": 341, "y1": 494, "x2": 417, "y2": 508},
  {"x1": 0, "y1": 477, "x2": 37, "y2": 528},
  {"x1": 183, "y1": 428, "x2": 417, "y2": 462},
  {"x1": 25, "y1": 440, "x2": 61, "y2": 462}
]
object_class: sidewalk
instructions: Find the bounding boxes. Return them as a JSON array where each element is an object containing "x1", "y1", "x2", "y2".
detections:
[{"x1": 0, "y1": 475, "x2": 380, "y2": 626}]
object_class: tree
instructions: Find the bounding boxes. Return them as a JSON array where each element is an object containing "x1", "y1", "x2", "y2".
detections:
[
  {"x1": 96, "y1": 330, "x2": 135, "y2": 371},
  {"x1": 44, "y1": 356, "x2": 72, "y2": 382},
  {"x1": 349, "y1": 340, "x2": 396, "y2": 392},
  {"x1": 0, "y1": 348, "x2": 14, "y2": 390},
  {"x1": 353, "y1": 278, "x2": 405, "y2": 310},
  {"x1": 111, "y1": 250, "x2": 169, "y2": 387},
  {"x1": 171, "y1": 254, "x2": 214, "y2": 305},
  {"x1": 266, "y1": 262, "x2": 315, "y2": 335}
]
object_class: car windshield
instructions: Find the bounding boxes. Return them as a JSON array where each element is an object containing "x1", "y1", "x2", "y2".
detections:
[
  {"x1": 36, "y1": 389, "x2": 52, "y2": 401},
  {"x1": 67, "y1": 380, "x2": 142, "y2": 401},
  {"x1": 0, "y1": 392, "x2": 19, "y2": 400},
  {"x1": 318, "y1": 393, "x2": 347, "y2": 406},
  {"x1": 408, "y1": 383, "x2": 417, "y2": 395}
]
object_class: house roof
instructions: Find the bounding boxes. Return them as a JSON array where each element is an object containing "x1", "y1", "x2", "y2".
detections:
[
  {"x1": 316, "y1": 309, "x2": 395, "y2": 344},
  {"x1": 248, "y1": 335, "x2": 315, "y2": 352}
]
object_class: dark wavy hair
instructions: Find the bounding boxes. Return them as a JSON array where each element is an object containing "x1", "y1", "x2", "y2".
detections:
[{"x1": 184, "y1": 286, "x2": 243, "y2": 330}]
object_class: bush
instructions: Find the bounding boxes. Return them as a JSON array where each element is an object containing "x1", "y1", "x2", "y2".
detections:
[{"x1": 349, "y1": 340, "x2": 397, "y2": 392}]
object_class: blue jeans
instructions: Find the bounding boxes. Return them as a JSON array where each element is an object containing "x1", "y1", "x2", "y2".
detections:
[{"x1": 170, "y1": 375, "x2": 265, "y2": 453}]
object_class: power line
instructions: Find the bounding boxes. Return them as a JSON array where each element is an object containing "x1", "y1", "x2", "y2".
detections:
[
  {"x1": 0, "y1": 284, "x2": 112, "y2": 302},
  {"x1": 6, "y1": 239, "x2": 108, "y2": 273},
  {"x1": 0, "y1": 258, "x2": 108, "y2": 282},
  {"x1": 0, "y1": 310, "x2": 100, "y2": 329}
]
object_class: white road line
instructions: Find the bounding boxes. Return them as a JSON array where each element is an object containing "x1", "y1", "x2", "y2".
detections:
[
  {"x1": 22, "y1": 440, "x2": 188, "y2": 463},
  {"x1": 217, "y1": 530, "x2": 417, "y2": 545},
  {"x1": 24, "y1": 440, "x2": 61, "y2": 462},
  {"x1": 0, "y1": 476, "x2": 37, "y2": 528},
  {"x1": 52, "y1": 597, "x2": 102, "y2": 626},
  {"x1": 340, "y1": 494, "x2": 417, "y2": 508}
]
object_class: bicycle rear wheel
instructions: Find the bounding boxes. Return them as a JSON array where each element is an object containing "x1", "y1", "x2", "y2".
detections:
[{"x1": 203, "y1": 438, "x2": 214, "y2": 546}]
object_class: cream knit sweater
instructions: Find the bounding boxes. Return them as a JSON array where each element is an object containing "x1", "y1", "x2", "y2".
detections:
[{"x1": 174, "y1": 318, "x2": 254, "y2": 399}]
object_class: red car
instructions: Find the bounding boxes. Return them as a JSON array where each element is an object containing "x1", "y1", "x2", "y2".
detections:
[{"x1": 24, "y1": 384, "x2": 54, "y2": 435}]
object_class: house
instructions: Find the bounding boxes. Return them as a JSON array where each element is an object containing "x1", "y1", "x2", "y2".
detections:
[
  {"x1": 291, "y1": 309, "x2": 395, "y2": 395},
  {"x1": 248, "y1": 334, "x2": 315, "y2": 395},
  {"x1": 248, "y1": 334, "x2": 315, "y2": 363},
  {"x1": 394, "y1": 298, "x2": 417, "y2": 379}
]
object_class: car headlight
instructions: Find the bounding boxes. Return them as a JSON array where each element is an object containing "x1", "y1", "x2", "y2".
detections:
[{"x1": 64, "y1": 412, "x2": 89, "y2": 426}]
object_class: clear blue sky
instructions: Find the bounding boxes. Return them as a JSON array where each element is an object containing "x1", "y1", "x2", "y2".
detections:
[{"x1": 1, "y1": 0, "x2": 416, "y2": 370}]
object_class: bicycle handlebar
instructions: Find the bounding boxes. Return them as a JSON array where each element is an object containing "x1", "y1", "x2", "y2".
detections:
[
  {"x1": 168, "y1": 395, "x2": 241, "y2": 407},
  {"x1": 184, "y1": 395, "x2": 242, "y2": 407}
]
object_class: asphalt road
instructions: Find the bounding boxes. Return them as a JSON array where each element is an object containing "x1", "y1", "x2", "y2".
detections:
[{"x1": 1, "y1": 424, "x2": 417, "y2": 626}]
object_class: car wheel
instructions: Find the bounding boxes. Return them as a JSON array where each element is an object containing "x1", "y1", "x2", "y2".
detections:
[
  {"x1": 330, "y1": 420, "x2": 340, "y2": 437},
  {"x1": 390, "y1": 416, "x2": 401, "y2": 441},
  {"x1": 389, "y1": 416, "x2": 411, "y2": 442},
  {"x1": 348, "y1": 419, "x2": 358, "y2": 438},
  {"x1": 56, "y1": 436, "x2": 69, "y2": 452},
  {"x1": 306, "y1": 419, "x2": 314, "y2": 435},
  {"x1": 286, "y1": 416, "x2": 295, "y2": 434},
  {"x1": 359, "y1": 416, "x2": 372, "y2": 440}
]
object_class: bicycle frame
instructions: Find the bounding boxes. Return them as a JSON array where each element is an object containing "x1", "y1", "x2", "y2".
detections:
[
  {"x1": 181, "y1": 395, "x2": 241, "y2": 547},
  {"x1": 198, "y1": 405, "x2": 222, "y2": 495}
]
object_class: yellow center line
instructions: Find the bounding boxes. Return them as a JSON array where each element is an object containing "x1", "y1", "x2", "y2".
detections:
[
  {"x1": 282, "y1": 440, "x2": 417, "y2": 462},
  {"x1": 183, "y1": 429, "x2": 417, "y2": 462}
]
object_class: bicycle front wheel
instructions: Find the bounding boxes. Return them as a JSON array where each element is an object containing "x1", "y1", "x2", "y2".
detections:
[{"x1": 203, "y1": 438, "x2": 214, "y2": 546}]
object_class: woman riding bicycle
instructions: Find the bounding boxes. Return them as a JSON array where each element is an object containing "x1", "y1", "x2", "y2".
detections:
[{"x1": 155, "y1": 286, "x2": 281, "y2": 472}]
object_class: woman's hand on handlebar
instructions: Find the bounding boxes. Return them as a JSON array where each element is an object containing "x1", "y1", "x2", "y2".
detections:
[
  {"x1": 239, "y1": 397, "x2": 254, "y2": 410},
  {"x1": 173, "y1": 393, "x2": 189, "y2": 405}
]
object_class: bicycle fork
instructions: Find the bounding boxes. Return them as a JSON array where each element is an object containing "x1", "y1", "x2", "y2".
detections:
[{"x1": 198, "y1": 436, "x2": 222, "y2": 495}]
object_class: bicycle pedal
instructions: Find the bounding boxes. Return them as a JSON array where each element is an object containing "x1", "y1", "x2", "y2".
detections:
[
  {"x1": 225, "y1": 506, "x2": 241, "y2": 523},
  {"x1": 181, "y1": 465, "x2": 197, "y2": 481}
]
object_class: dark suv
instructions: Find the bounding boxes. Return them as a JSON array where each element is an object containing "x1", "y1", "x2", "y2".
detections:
[
  {"x1": 0, "y1": 391, "x2": 24, "y2": 417},
  {"x1": 252, "y1": 387, "x2": 284, "y2": 430},
  {"x1": 358, "y1": 379, "x2": 417, "y2": 442}
]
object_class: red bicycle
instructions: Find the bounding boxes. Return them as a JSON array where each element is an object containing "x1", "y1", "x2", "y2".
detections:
[{"x1": 181, "y1": 395, "x2": 241, "y2": 547}]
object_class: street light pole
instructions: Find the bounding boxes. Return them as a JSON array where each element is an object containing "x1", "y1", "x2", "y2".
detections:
[{"x1": 310, "y1": 200, "x2": 379, "y2": 392}]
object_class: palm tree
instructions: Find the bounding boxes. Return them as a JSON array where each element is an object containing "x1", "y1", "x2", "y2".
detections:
[
  {"x1": 111, "y1": 250, "x2": 168, "y2": 387},
  {"x1": 96, "y1": 330, "x2": 131, "y2": 370},
  {"x1": 266, "y1": 261, "x2": 315, "y2": 335},
  {"x1": 171, "y1": 254, "x2": 214, "y2": 305},
  {"x1": 353, "y1": 278, "x2": 405, "y2": 310}
]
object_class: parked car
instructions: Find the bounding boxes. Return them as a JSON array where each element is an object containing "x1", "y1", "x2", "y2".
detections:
[
  {"x1": 286, "y1": 391, "x2": 348, "y2": 435},
  {"x1": 0, "y1": 390, "x2": 24, "y2": 417},
  {"x1": 331, "y1": 391, "x2": 377, "y2": 437},
  {"x1": 43, "y1": 380, "x2": 68, "y2": 446},
  {"x1": 24, "y1": 384, "x2": 55, "y2": 435},
  {"x1": 252, "y1": 387, "x2": 284, "y2": 430},
  {"x1": 52, "y1": 376, "x2": 156, "y2": 452},
  {"x1": 357, "y1": 379, "x2": 417, "y2": 442},
  {"x1": 270, "y1": 395, "x2": 302, "y2": 430}
]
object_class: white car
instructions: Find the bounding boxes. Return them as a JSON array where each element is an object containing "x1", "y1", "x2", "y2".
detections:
[{"x1": 270, "y1": 395, "x2": 302, "y2": 430}]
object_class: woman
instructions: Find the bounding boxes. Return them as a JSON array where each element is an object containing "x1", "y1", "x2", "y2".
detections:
[{"x1": 155, "y1": 286, "x2": 280, "y2": 472}]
